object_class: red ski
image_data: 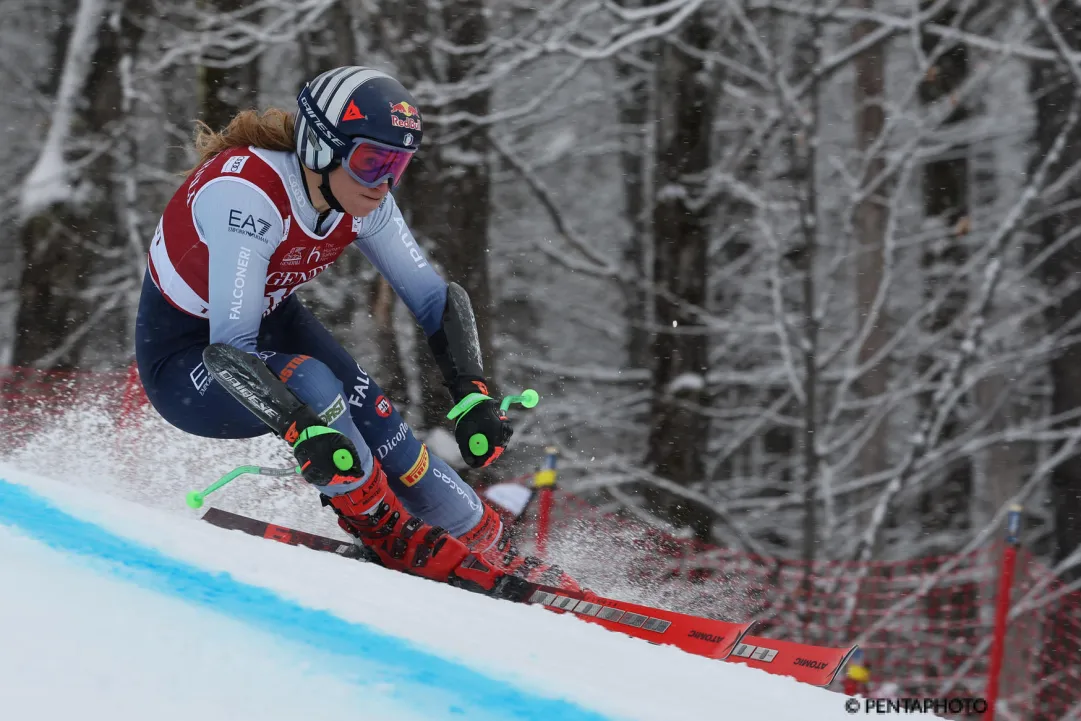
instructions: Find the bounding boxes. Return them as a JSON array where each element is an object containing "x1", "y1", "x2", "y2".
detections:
[
  {"x1": 202, "y1": 507, "x2": 367, "y2": 558},
  {"x1": 729, "y1": 636, "x2": 858, "y2": 687},
  {"x1": 200, "y1": 507, "x2": 854, "y2": 685},
  {"x1": 523, "y1": 585, "x2": 753, "y2": 660}
]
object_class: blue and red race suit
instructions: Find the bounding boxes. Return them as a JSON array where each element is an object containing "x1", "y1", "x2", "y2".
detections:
[{"x1": 135, "y1": 146, "x2": 484, "y2": 536}]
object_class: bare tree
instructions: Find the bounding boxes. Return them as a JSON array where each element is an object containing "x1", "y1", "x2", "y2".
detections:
[
  {"x1": 851, "y1": 0, "x2": 892, "y2": 541},
  {"x1": 914, "y1": 0, "x2": 974, "y2": 547},
  {"x1": 1029, "y1": 0, "x2": 1081, "y2": 580},
  {"x1": 640, "y1": 7, "x2": 716, "y2": 540},
  {"x1": 614, "y1": 0, "x2": 660, "y2": 379},
  {"x1": 13, "y1": 0, "x2": 145, "y2": 370},
  {"x1": 197, "y1": 0, "x2": 260, "y2": 131}
]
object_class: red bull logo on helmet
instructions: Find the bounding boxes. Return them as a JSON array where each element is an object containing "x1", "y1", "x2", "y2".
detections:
[
  {"x1": 389, "y1": 101, "x2": 421, "y2": 130},
  {"x1": 390, "y1": 101, "x2": 418, "y2": 116}
]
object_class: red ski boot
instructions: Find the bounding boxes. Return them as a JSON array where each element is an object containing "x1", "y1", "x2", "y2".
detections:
[
  {"x1": 294, "y1": 426, "x2": 524, "y2": 596},
  {"x1": 457, "y1": 502, "x2": 587, "y2": 595}
]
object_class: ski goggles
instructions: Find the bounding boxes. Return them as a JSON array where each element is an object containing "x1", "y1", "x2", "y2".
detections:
[
  {"x1": 342, "y1": 137, "x2": 415, "y2": 189},
  {"x1": 296, "y1": 85, "x2": 417, "y2": 189}
]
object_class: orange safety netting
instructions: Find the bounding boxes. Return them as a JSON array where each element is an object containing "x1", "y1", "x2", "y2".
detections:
[
  {"x1": 2, "y1": 366, "x2": 1079, "y2": 720},
  {"x1": 1, "y1": 365, "x2": 142, "y2": 439}
]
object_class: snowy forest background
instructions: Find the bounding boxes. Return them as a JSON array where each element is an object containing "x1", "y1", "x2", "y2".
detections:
[{"x1": 6, "y1": 0, "x2": 1081, "y2": 581}]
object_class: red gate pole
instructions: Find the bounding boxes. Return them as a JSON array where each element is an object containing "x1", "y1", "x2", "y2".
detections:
[
  {"x1": 985, "y1": 503, "x2": 1023, "y2": 721},
  {"x1": 533, "y1": 447, "x2": 558, "y2": 558},
  {"x1": 117, "y1": 360, "x2": 146, "y2": 430}
]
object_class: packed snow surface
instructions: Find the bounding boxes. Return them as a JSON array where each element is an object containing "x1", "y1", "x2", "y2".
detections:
[{"x1": 0, "y1": 463, "x2": 933, "y2": 720}]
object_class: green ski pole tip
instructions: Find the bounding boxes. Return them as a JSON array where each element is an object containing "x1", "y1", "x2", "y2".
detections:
[{"x1": 186, "y1": 490, "x2": 205, "y2": 509}]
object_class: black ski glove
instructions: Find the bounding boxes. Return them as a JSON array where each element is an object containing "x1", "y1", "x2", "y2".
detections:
[
  {"x1": 446, "y1": 376, "x2": 513, "y2": 469},
  {"x1": 291, "y1": 425, "x2": 365, "y2": 487}
]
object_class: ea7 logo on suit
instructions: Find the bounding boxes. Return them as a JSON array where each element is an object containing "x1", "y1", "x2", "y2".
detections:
[{"x1": 228, "y1": 209, "x2": 272, "y2": 242}]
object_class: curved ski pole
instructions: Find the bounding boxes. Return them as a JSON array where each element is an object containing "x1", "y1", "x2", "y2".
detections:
[
  {"x1": 186, "y1": 465, "x2": 298, "y2": 509},
  {"x1": 499, "y1": 388, "x2": 540, "y2": 414},
  {"x1": 466, "y1": 389, "x2": 539, "y2": 457}
]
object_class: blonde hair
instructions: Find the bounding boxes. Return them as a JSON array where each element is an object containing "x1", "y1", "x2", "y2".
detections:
[{"x1": 185, "y1": 108, "x2": 296, "y2": 175}]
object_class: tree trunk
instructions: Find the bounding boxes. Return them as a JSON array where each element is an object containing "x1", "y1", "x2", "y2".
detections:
[
  {"x1": 642, "y1": 16, "x2": 714, "y2": 540},
  {"x1": 12, "y1": 0, "x2": 144, "y2": 370},
  {"x1": 851, "y1": 0, "x2": 892, "y2": 537},
  {"x1": 1031, "y1": 1, "x2": 1081, "y2": 579},
  {"x1": 916, "y1": 0, "x2": 972, "y2": 547},
  {"x1": 614, "y1": 0, "x2": 659, "y2": 380},
  {"x1": 198, "y1": 0, "x2": 260, "y2": 131}
]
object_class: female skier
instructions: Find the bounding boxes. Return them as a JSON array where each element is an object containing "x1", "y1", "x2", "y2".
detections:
[{"x1": 135, "y1": 66, "x2": 580, "y2": 596}]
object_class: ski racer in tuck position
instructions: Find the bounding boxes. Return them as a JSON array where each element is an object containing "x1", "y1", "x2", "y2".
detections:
[{"x1": 135, "y1": 65, "x2": 581, "y2": 597}]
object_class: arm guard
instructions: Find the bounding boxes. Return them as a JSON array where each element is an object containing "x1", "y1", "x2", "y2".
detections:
[{"x1": 426, "y1": 282, "x2": 485, "y2": 399}]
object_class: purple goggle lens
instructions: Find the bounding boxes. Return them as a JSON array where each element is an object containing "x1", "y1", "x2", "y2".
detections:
[{"x1": 344, "y1": 139, "x2": 414, "y2": 189}]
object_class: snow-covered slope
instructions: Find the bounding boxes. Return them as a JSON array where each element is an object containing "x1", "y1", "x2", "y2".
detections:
[{"x1": 0, "y1": 464, "x2": 937, "y2": 721}]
